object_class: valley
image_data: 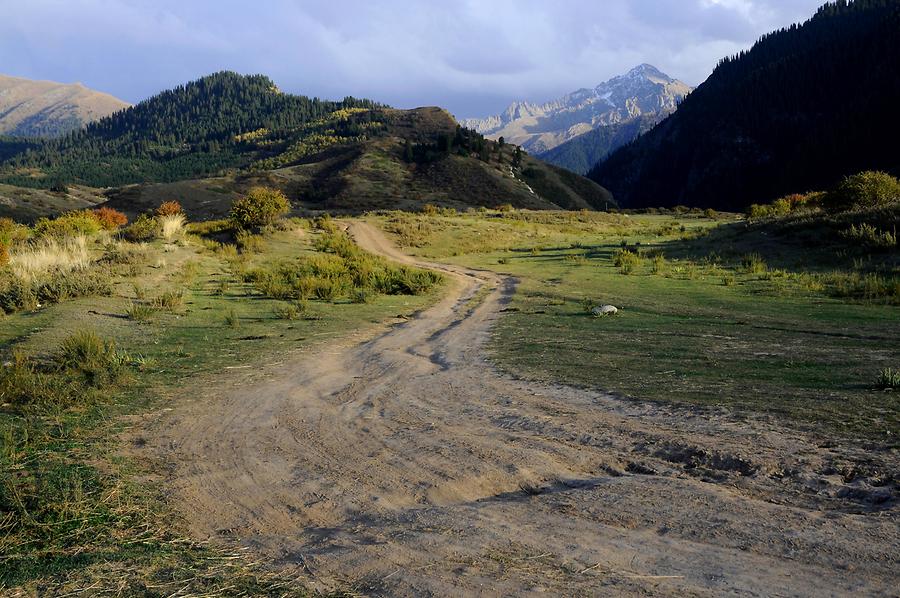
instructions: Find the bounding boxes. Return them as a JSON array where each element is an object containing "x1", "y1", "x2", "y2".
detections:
[{"x1": 1, "y1": 0, "x2": 898, "y2": 596}]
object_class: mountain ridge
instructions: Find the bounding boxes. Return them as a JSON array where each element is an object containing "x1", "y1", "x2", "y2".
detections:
[
  {"x1": 461, "y1": 65, "x2": 692, "y2": 155},
  {"x1": 0, "y1": 73, "x2": 130, "y2": 137}
]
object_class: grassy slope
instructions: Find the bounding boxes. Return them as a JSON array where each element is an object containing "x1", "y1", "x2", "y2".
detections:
[
  {"x1": 0, "y1": 223, "x2": 440, "y2": 593},
  {"x1": 375, "y1": 210, "x2": 900, "y2": 446},
  {"x1": 0, "y1": 184, "x2": 106, "y2": 223}
]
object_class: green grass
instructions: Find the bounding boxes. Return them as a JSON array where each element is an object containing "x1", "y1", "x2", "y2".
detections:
[
  {"x1": 375, "y1": 210, "x2": 900, "y2": 445},
  {"x1": 0, "y1": 221, "x2": 442, "y2": 593}
]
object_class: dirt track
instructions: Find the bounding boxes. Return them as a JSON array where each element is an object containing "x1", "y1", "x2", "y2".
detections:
[{"x1": 150, "y1": 222, "x2": 898, "y2": 596}]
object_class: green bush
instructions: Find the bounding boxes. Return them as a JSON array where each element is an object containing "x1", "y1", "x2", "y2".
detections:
[
  {"x1": 34, "y1": 268, "x2": 113, "y2": 304},
  {"x1": 56, "y1": 330, "x2": 128, "y2": 386},
  {"x1": 34, "y1": 211, "x2": 102, "y2": 240},
  {"x1": 742, "y1": 253, "x2": 767, "y2": 274},
  {"x1": 825, "y1": 171, "x2": 900, "y2": 213},
  {"x1": 125, "y1": 302, "x2": 155, "y2": 321},
  {"x1": 229, "y1": 186, "x2": 290, "y2": 230},
  {"x1": 151, "y1": 290, "x2": 184, "y2": 312},
  {"x1": 613, "y1": 249, "x2": 642, "y2": 275},
  {"x1": 0, "y1": 217, "x2": 31, "y2": 247},
  {"x1": 0, "y1": 272, "x2": 37, "y2": 313},
  {"x1": 122, "y1": 213, "x2": 159, "y2": 242}
]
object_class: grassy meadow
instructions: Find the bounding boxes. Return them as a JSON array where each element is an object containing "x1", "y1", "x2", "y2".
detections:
[
  {"x1": 375, "y1": 208, "x2": 900, "y2": 445},
  {"x1": 0, "y1": 207, "x2": 441, "y2": 593}
]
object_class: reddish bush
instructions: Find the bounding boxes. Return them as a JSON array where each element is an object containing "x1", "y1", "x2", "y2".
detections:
[
  {"x1": 91, "y1": 207, "x2": 128, "y2": 230},
  {"x1": 156, "y1": 201, "x2": 183, "y2": 217}
]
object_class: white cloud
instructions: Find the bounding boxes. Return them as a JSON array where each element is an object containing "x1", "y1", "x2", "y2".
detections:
[{"x1": 0, "y1": 0, "x2": 826, "y2": 117}]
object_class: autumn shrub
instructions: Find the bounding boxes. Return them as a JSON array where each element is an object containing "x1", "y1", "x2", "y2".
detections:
[
  {"x1": 156, "y1": 200, "x2": 183, "y2": 217},
  {"x1": 92, "y1": 207, "x2": 128, "y2": 230},
  {"x1": 229, "y1": 186, "x2": 290, "y2": 230}
]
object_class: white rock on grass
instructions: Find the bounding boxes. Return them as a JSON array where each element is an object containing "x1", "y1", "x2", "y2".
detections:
[{"x1": 591, "y1": 305, "x2": 619, "y2": 317}]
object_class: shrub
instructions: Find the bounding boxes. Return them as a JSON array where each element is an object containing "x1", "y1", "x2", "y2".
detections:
[
  {"x1": 613, "y1": 249, "x2": 642, "y2": 275},
  {"x1": 34, "y1": 211, "x2": 102, "y2": 240},
  {"x1": 125, "y1": 302, "x2": 155, "y2": 321},
  {"x1": 224, "y1": 309, "x2": 240, "y2": 328},
  {"x1": 151, "y1": 290, "x2": 184, "y2": 311},
  {"x1": 230, "y1": 187, "x2": 290, "y2": 230},
  {"x1": 159, "y1": 214, "x2": 186, "y2": 241},
  {"x1": 313, "y1": 214, "x2": 338, "y2": 233},
  {"x1": 123, "y1": 214, "x2": 159, "y2": 242},
  {"x1": 878, "y1": 368, "x2": 900, "y2": 390},
  {"x1": 825, "y1": 171, "x2": 900, "y2": 213},
  {"x1": 56, "y1": 330, "x2": 127, "y2": 386},
  {"x1": 0, "y1": 273, "x2": 37, "y2": 313},
  {"x1": 273, "y1": 302, "x2": 302, "y2": 320},
  {"x1": 91, "y1": 207, "x2": 128, "y2": 230},
  {"x1": 156, "y1": 200, "x2": 183, "y2": 217},
  {"x1": 350, "y1": 288, "x2": 370, "y2": 304},
  {"x1": 497, "y1": 203, "x2": 514, "y2": 213},
  {"x1": 34, "y1": 268, "x2": 113, "y2": 304},
  {"x1": 422, "y1": 203, "x2": 440, "y2": 216},
  {"x1": 650, "y1": 254, "x2": 667, "y2": 274},
  {"x1": 0, "y1": 217, "x2": 31, "y2": 247},
  {"x1": 742, "y1": 253, "x2": 767, "y2": 274},
  {"x1": 839, "y1": 223, "x2": 897, "y2": 249}
]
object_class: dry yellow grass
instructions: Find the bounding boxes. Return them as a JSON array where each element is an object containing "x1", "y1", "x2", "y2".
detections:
[
  {"x1": 9, "y1": 236, "x2": 91, "y2": 280},
  {"x1": 159, "y1": 214, "x2": 186, "y2": 241}
]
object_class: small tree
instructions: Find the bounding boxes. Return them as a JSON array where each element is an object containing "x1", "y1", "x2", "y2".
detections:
[
  {"x1": 229, "y1": 187, "x2": 290, "y2": 230},
  {"x1": 513, "y1": 146, "x2": 523, "y2": 168}
]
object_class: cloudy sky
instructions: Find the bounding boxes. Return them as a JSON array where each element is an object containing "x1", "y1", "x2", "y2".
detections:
[{"x1": 1, "y1": 0, "x2": 824, "y2": 118}]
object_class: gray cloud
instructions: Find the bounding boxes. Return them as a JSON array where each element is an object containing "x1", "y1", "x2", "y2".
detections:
[{"x1": 0, "y1": 0, "x2": 825, "y2": 118}]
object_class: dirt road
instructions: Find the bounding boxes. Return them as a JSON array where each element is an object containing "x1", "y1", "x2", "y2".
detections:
[{"x1": 150, "y1": 222, "x2": 898, "y2": 596}]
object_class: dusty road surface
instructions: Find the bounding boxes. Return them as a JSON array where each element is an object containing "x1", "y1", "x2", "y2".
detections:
[{"x1": 149, "y1": 222, "x2": 899, "y2": 596}]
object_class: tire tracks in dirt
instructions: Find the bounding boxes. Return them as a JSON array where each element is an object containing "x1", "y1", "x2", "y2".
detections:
[{"x1": 147, "y1": 221, "x2": 898, "y2": 596}]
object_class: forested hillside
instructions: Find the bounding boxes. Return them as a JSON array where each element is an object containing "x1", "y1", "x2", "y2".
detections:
[
  {"x1": 589, "y1": 0, "x2": 900, "y2": 210},
  {"x1": 0, "y1": 72, "x2": 380, "y2": 187},
  {"x1": 537, "y1": 114, "x2": 658, "y2": 174}
]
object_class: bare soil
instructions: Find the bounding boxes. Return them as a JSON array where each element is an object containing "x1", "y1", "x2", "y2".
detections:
[{"x1": 145, "y1": 222, "x2": 899, "y2": 596}]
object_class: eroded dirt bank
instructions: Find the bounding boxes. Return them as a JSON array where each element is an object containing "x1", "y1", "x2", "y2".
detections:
[{"x1": 146, "y1": 222, "x2": 898, "y2": 596}]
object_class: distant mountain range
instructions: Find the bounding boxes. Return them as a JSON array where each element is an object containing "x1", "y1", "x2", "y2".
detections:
[
  {"x1": 589, "y1": 0, "x2": 900, "y2": 210},
  {"x1": 0, "y1": 74, "x2": 129, "y2": 138},
  {"x1": 461, "y1": 64, "x2": 692, "y2": 159}
]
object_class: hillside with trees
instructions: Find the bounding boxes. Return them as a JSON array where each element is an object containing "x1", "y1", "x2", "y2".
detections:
[
  {"x1": 0, "y1": 72, "x2": 380, "y2": 188},
  {"x1": 589, "y1": 0, "x2": 900, "y2": 210}
]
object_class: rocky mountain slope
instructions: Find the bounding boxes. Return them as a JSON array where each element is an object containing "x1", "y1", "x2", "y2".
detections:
[
  {"x1": 461, "y1": 64, "x2": 691, "y2": 155},
  {"x1": 0, "y1": 74, "x2": 129, "y2": 137}
]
